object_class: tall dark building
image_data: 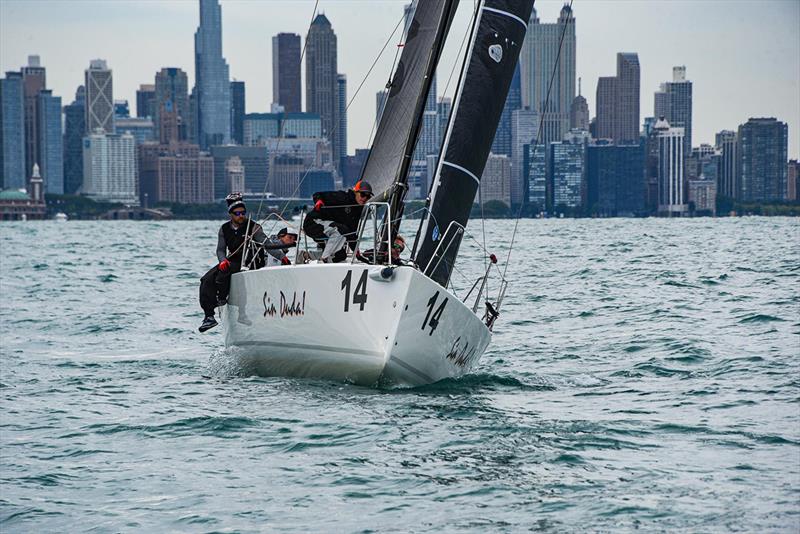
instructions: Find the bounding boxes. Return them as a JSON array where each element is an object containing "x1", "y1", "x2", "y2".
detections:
[
  {"x1": 37, "y1": 90, "x2": 63, "y2": 194},
  {"x1": 0, "y1": 71, "x2": 26, "y2": 190},
  {"x1": 136, "y1": 84, "x2": 155, "y2": 118},
  {"x1": 194, "y1": 0, "x2": 231, "y2": 148},
  {"x1": 63, "y1": 86, "x2": 86, "y2": 195},
  {"x1": 491, "y1": 63, "x2": 521, "y2": 157},
  {"x1": 654, "y1": 66, "x2": 692, "y2": 159},
  {"x1": 595, "y1": 76, "x2": 615, "y2": 140},
  {"x1": 230, "y1": 80, "x2": 245, "y2": 145},
  {"x1": 154, "y1": 68, "x2": 189, "y2": 141},
  {"x1": 737, "y1": 118, "x2": 788, "y2": 202},
  {"x1": 22, "y1": 55, "x2": 46, "y2": 179},
  {"x1": 85, "y1": 59, "x2": 114, "y2": 134},
  {"x1": 520, "y1": 6, "x2": 576, "y2": 148},
  {"x1": 336, "y1": 74, "x2": 347, "y2": 168},
  {"x1": 715, "y1": 130, "x2": 737, "y2": 199},
  {"x1": 595, "y1": 52, "x2": 639, "y2": 143},
  {"x1": 306, "y1": 14, "x2": 339, "y2": 168},
  {"x1": 587, "y1": 140, "x2": 646, "y2": 216},
  {"x1": 272, "y1": 33, "x2": 302, "y2": 113}
]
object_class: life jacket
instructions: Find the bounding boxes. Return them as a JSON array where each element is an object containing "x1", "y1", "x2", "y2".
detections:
[{"x1": 221, "y1": 218, "x2": 262, "y2": 265}]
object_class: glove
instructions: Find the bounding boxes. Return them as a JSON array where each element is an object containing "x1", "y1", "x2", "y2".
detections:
[
  {"x1": 281, "y1": 256, "x2": 291, "y2": 266},
  {"x1": 218, "y1": 258, "x2": 230, "y2": 272},
  {"x1": 314, "y1": 199, "x2": 324, "y2": 211}
]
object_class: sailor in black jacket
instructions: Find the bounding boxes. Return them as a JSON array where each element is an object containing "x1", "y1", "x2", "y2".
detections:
[
  {"x1": 198, "y1": 194, "x2": 292, "y2": 332},
  {"x1": 303, "y1": 180, "x2": 373, "y2": 262}
]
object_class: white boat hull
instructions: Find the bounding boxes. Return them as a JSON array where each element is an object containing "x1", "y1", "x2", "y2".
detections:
[{"x1": 222, "y1": 263, "x2": 491, "y2": 387}]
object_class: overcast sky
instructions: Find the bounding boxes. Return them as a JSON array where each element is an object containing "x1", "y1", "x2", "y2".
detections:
[{"x1": 1, "y1": 0, "x2": 798, "y2": 158}]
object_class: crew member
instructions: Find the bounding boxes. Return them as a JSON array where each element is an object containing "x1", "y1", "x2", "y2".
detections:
[
  {"x1": 264, "y1": 227, "x2": 299, "y2": 266},
  {"x1": 198, "y1": 194, "x2": 290, "y2": 332},
  {"x1": 357, "y1": 234, "x2": 406, "y2": 265},
  {"x1": 303, "y1": 180, "x2": 373, "y2": 263}
]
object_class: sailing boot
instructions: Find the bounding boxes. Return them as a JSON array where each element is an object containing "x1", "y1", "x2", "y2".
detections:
[{"x1": 199, "y1": 315, "x2": 218, "y2": 332}]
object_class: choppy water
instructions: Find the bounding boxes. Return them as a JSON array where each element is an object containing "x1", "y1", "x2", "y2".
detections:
[{"x1": 1, "y1": 218, "x2": 799, "y2": 532}]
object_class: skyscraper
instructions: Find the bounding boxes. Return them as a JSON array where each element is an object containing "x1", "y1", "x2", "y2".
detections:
[
  {"x1": 272, "y1": 33, "x2": 302, "y2": 113},
  {"x1": 653, "y1": 118, "x2": 686, "y2": 215},
  {"x1": 526, "y1": 143, "x2": 547, "y2": 209},
  {"x1": 82, "y1": 132, "x2": 137, "y2": 204},
  {"x1": 519, "y1": 5, "x2": 576, "y2": 148},
  {"x1": 231, "y1": 80, "x2": 245, "y2": 145},
  {"x1": 614, "y1": 53, "x2": 640, "y2": 143},
  {"x1": 154, "y1": 67, "x2": 189, "y2": 142},
  {"x1": 594, "y1": 76, "x2": 615, "y2": 140},
  {"x1": 653, "y1": 66, "x2": 692, "y2": 159},
  {"x1": 306, "y1": 14, "x2": 338, "y2": 168},
  {"x1": 715, "y1": 130, "x2": 737, "y2": 199},
  {"x1": 22, "y1": 55, "x2": 46, "y2": 178},
  {"x1": 194, "y1": 0, "x2": 231, "y2": 149},
  {"x1": 63, "y1": 86, "x2": 86, "y2": 195},
  {"x1": 511, "y1": 107, "x2": 539, "y2": 206},
  {"x1": 586, "y1": 140, "x2": 646, "y2": 216},
  {"x1": 37, "y1": 90, "x2": 63, "y2": 194},
  {"x1": 549, "y1": 130, "x2": 589, "y2": 210},
  {"x1": 0, "y1": 71, "x2": 26, "y2": 190},
  {"x1": 136, "y1": 84, "x2": 155, "y2": 118},
  {"x1": 336, "y1": 74, "x2": 347, "y2": 168},
  {"x1": 736, "y1": 118, "x2": 788, "y2": 202},
  {"x1": 569, "y1": 78, "x2": 589, "y2": 131},
  {"x1": 595, "y1": 53, "x2": 640, "y2": 143},
  {"x1": 480, "y1": 154, "x2": 512, "y2": 206},
  {"x1": 492, "y1": 64, "x2": 522, "y2": 157},
  {"x1": 85, "y1": 59, "x2": 114, "y2": 134}
]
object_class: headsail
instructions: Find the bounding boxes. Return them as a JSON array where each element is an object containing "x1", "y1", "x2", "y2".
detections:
[
  {"x1": 412, "y1": 0, "x2": 533, "y2": 287},
  {"x1": 361, "y1": 0, "x2": 458, "y2": 203}
]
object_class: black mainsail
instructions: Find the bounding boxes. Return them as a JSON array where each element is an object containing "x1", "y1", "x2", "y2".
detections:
[
  {"x1": 412, "y1": 0, "x2": 533, "y2": 287},
  {"x1": 361, "y1": 0, "x2": 458, "y2": 206}
]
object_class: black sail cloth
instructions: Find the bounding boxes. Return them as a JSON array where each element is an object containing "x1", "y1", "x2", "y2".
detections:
[
  {"x1": 361, "y1": 0, "x2": 458, "y2": 203},
  {"x1": 413, "y1": 0, "x2": 534, "y2": 287}
]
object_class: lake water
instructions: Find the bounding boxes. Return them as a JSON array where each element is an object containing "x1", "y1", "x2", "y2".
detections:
[{"x1": 1, "y1": 217, "x2": 798, "y2": 532}]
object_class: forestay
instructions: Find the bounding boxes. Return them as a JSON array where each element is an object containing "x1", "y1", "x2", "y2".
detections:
[{"x1": 412, "y1": 0, "x2": 534, "y2": 287}]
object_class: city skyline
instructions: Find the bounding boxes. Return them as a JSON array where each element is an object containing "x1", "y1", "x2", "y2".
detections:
[{"x1": 1, "y1": 0, "x2": 798, "y2": 159}]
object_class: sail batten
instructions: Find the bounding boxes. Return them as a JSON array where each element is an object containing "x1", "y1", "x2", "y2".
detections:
[{"x1": 412, "y1": 0, "x2": 534, "y2": 288}]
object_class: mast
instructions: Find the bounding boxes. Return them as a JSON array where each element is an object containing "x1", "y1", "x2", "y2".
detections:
[{"x1": 411, "y1": 0, "x2": 533, "y2": 287}]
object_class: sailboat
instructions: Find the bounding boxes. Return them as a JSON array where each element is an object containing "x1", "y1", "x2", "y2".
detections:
[{"x1": 222, "y1": 0, "x2": 534, "y2": 386}]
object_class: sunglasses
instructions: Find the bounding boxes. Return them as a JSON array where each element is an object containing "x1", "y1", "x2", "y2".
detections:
[
  {"x1": 392, "y1": 244, "x2": 404, "y2": 251},
  {"x1": 232, "y1": 210, "x2": 246, "y2": 216},
  {"x1": 357, "y1": 192, "x2": 372, "y2": 199}
]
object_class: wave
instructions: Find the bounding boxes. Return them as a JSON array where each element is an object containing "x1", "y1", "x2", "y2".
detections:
[{"x1": 393, "y1": 372, "x2": 556, "y2": 394}]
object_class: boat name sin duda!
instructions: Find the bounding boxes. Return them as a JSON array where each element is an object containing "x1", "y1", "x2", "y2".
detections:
[{"x1": 263, "y1": 290, "x2": 306, "y2": 318}]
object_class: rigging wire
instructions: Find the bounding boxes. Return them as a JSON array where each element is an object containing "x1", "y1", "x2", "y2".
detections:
[{"x1": 500, "y1": 0, "x2": 575, "y2": 293}]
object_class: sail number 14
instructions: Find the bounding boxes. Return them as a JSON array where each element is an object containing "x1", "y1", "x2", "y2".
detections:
[{"x1": 341, "y1": 269, "x2": 368, "y2": 312}]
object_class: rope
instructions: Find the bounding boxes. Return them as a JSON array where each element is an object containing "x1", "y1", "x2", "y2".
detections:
[{"x1": 501, "y1": 0, "x2": 574, "y2": 287}]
